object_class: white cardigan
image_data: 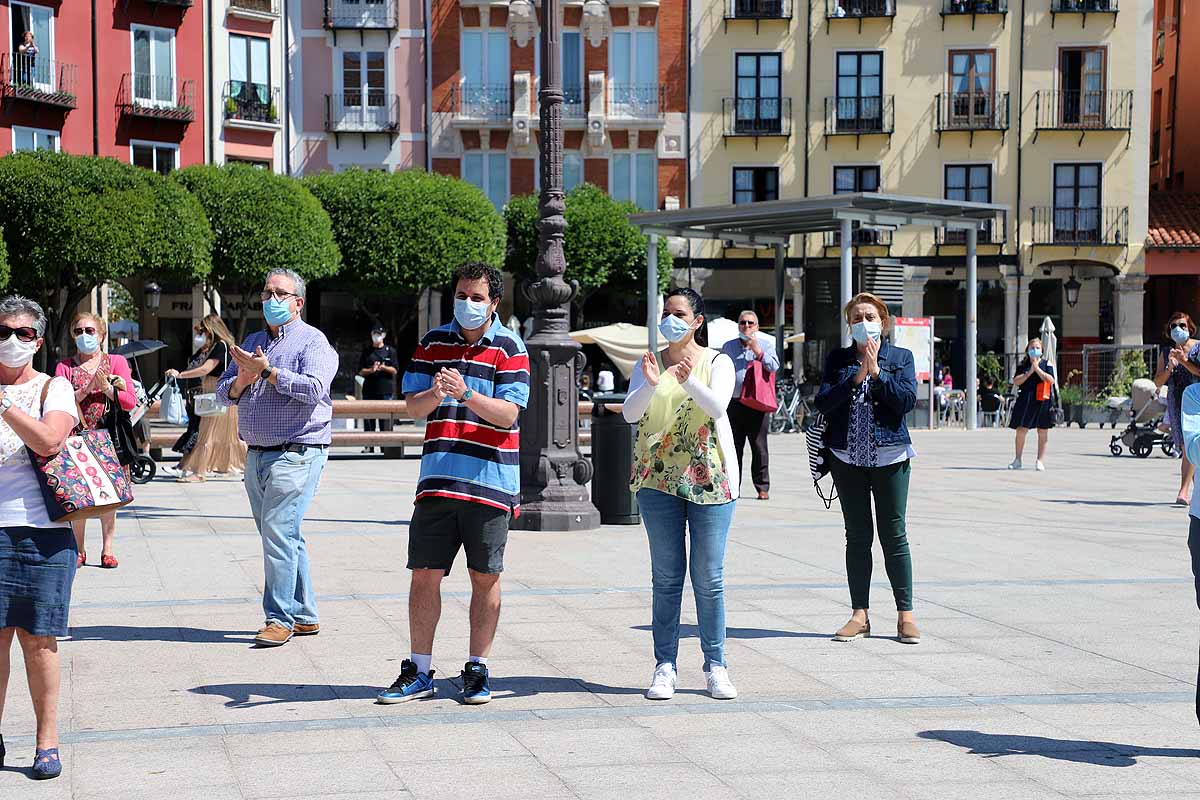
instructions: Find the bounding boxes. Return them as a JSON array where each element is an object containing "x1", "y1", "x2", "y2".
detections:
[{"x1": 622, "y1": 351, "x2": 741, "y2": 501}]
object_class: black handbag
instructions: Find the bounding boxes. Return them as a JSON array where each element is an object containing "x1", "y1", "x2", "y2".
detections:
[{"x1": 104, "y1": 398, "x2": 139, "y2": 467}]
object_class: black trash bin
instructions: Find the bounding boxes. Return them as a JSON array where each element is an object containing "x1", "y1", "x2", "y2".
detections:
[{"x1": 590, "y1": 392, "x2": 640, "y2": 525}]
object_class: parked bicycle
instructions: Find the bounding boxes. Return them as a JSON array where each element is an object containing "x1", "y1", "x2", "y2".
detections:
[{"x1": 770, "y1": 377, "x2": 814, "y2": 433}]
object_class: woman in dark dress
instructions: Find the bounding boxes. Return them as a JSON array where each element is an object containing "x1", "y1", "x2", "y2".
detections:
[
  {"x1": 1153, "y1": 312, "x2": 1200, "y2": 505},
  {"x1": 1008, "y1": 337, "x2": 1056, "y2": 472}
]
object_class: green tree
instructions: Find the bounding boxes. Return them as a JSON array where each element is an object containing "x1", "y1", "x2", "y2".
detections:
[
  {"x1": 0, "y1": 151, "x2": 212, "y2": 359},
  {"x1": 304, "y1": 168, "x2": 504, "y2": 336},
  {"x1": 504, "y1": 184, "x2": 671, "y2": 326},
  {"x1": 0, "y1": 228, "x2": 8, "y2": 291},
  {"x1": 174, "y1": 163, "x2": 342, "y2": 339}
]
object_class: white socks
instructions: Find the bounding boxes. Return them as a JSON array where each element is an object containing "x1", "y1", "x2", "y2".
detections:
[
  {"x1": 469, "y1": 655, "x2": 488, "y2": 666},
  {"x1": 411, "y1": 653, "x2": 433, "y2": 675}
]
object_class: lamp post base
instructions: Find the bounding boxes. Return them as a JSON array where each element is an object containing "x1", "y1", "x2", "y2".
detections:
[{"x1": 511, "y1": 494, "x2": 601, "y2": 531}]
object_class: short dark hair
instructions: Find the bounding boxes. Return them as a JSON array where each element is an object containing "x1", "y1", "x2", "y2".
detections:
[
  {"x1": 453, "y1": 262, "x2": 504, "y2": 302},
  {"x1": 1166, "y1": 312, "x2": 1197, "y2": 340},
  {"x1": 664, "y1": 287, "x2": 709, "y2": 347}
]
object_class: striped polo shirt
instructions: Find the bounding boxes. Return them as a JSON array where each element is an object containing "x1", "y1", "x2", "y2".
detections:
[{"x1": 402, "y1": 315, "x2": 530, "y2": 513}]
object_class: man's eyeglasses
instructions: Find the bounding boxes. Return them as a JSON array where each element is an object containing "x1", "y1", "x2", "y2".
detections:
[
  {"x1": 72, "y1": 326, "x2": 98, "y2": 336},
  {"x1": 0, "y1": 325, "x2": 39, "y2": 343},
  {"x1": 260, "y1": 290, "x2": 298, "y2": 302},
  {"x1": 738, "y1": 320, "x2": 757, "y2": 327}
]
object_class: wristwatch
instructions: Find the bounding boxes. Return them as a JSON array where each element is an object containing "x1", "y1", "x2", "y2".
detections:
[
  {"x1": 461, "y1": 388, "x2": 474, "y2": 402},
  {"x1": 260, "y1": 367, "x2": 273, "y2": 381},
  {"x1": 0, "y1": 395, "x2": 11, "y2": 417}
]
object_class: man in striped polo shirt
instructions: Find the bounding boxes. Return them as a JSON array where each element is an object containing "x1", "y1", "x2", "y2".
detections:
[{"x1": 378, "y1": 262, "x2": 530, "y2": 706}]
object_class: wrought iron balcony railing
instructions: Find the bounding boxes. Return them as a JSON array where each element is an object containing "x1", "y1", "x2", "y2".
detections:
[
  {"x1": 936, "y1": 215, "x2": 1006, "y2": 246},
  {"x1": 228, "y1": 0, "x2": 279, "y2": 15},
  {"x1": 826, "y1": 0, "x2": 895, "y2": 19},
  {"x1": 1050, "y1": 0, "x2": 1117, "y2": 12},
  {"x1": 324, "y1": 92, "x2": 400, "y2": 132},
  {"x1": 936, "y1": 92, "x2": 1009, "y2": 132},
  {"x1": 0, "y1": 53, "x2": 78, "y2": 109},
  {"x1": 142, "y1": 0, "x2": 194, "y2": 7},
  {"x1": 118, "y1": 73, "x2": 196, "y2": 122},
  {"x1": 324, "y1": 0, "x2": 398, "y2": 29},
  {"x1": 726, "y1": 0, "x2": 792, "y2": 20},
  {"x1": 223, "y1": 81, "x2": 279, "y2": 125},
  {"x1": 824, "y1": 227, "x2": 893, "y2": 248},
  {"x1": 451, "y1": 84, "x2": 512, "y2": 120},
  {"x1": 941, "y1": 0, "x2": 1006, "y2": 14},
  {"x1": 607, "y1": 84, "x2": 665, "y2": 119},
  {"x1": 722, "y1": 97, "x2": 792, "y2": 138},
  {"x1": 1032, "y1": 206, "x2": 1128, "y2": 246},
  {"x1": 1034, "y1": 90, "x2": 1132, "y2": 130},
  {"x1": 824, "y1": 95, "x2": 894, "y2": 136}
]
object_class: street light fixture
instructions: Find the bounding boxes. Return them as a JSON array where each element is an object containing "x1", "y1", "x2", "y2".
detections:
[
  {"x1": 144, "y1": 282, "x2": 162, "y2": 314},
  {"x1": 1063, "y1": 271, "x2": 1081, "y2": 308},
  {"x1": 513, "y1": 0, "x2": 601, "y2": 530}
]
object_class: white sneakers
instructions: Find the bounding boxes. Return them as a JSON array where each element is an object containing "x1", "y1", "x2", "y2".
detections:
[
  {"x1": 1009, "y1": 458, "x2": 1047, "y2": 471},
  {"x1": 1035, "y1": 460, "x2": 1046, "y2": 471},
  {"x1": 646, "y1": 663, "x2": 676, "y2": 700},
  {"x1": 705, "y1": 665, "x2": 738, "y2": 700},
  {"x1": 646, "y1": 663, "x2": 738, "y2": 700},
  {"x1": 1007, "y1": 458, "x2": 1022, "y2": 470}
]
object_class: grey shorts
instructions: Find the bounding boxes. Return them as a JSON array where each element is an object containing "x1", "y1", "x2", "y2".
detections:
[{"x1": 408, "y1": 497, "x2": 510, "y2": 575}]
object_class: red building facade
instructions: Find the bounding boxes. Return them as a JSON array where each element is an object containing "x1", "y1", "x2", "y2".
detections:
[{"x1": 0, "y1": 0, "x2": 205, "y2": 171}]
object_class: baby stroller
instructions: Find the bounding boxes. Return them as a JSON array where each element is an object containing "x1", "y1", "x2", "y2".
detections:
[
  {"x1": 1109, "y1": 379, "x2": 1175, "y2": 458},
  {"x1": 112, "y1": 339, "x2": 169, "y2": 484}
]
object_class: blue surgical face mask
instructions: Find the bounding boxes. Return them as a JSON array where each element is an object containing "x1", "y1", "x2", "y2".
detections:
[
  {"x1": 263, "y1": 298, "x2": 295, "y2": 327},
  {"x1": 1171, "y1": 324, "x2": 1190, "y2": 345},
  {"x1": 454, "y1": 298, "x2": 493, "y2": 331},
  {"x1": 851, "y1": 320, "x2": 882, "y2": 345},
  {"x1": 75, "y1": 333, "x2": 100, "y2": 354},
  {"x1": 658, "y1": 314, "x2": 693, "y2": 344},
  {"x1": 1028, "y1": 348, "x2": 1042, "y2": 359}
]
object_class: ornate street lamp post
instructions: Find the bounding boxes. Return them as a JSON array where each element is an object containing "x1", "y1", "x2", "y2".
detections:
[{"x1": 511, "y1": 0, "x2": 601, "y2": 531}]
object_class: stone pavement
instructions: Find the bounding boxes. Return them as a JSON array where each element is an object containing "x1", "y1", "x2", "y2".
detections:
[{"x1": 2, "y1": 427, "x2": 1200, "y2": 799}]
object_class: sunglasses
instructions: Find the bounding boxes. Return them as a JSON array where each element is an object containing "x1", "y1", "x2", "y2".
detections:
[
  {"x1": 72, "y1": 326, "x2": 98, "y2": 336},
  {"x1": 0, "y1": 325, "x2": 39, "y2": 343},
  {"x1": 738, "y1": 320, "x2": 757, "y2": 327},
  {"x1": 1172, "y1": 322, "x2": 1189, "y2": 330}
]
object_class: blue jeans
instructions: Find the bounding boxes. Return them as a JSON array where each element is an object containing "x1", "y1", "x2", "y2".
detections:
[
  {"x1": 245, "y1": 447, "x2": 327, "y2": 628},
  {"x1": 637, "y1": 489, "x2": 736, "y2": 669}
]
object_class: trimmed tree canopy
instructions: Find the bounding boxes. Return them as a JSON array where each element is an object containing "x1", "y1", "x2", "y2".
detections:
[
  {"x1": 304, "y1": 168, "x2": 505, "y2": 297},
  {"x1": 0, "y1": 229, "x2": 8, "y2": 291},
  {"x1": 0, "y1": 151, "x2": 212, "y2": 351},
  {"x1": 504, "y1": 183, "x2": 671, "y2": 313}
]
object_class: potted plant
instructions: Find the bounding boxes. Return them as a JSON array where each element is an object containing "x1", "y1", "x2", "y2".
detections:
[
  {"x1": 225, "y1": 96, "x2": 238, "y2": 118},
  {"x1": 1058, "y1": 383, "x2": 1083, "y2": 426}
]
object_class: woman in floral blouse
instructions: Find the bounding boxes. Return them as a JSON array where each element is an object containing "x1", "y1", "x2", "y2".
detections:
[{"x1": 623, "y1": 288, "x2": 739, "y2": 702}]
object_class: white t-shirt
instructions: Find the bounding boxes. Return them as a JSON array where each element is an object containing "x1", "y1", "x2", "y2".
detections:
[{"x1": 0, "y1": 374, "x2": 79, "y2": 529}]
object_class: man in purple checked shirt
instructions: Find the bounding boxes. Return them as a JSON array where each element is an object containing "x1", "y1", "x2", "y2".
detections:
[{"x1": 216, "y1": 268, "x2": 339, "y2": 648}]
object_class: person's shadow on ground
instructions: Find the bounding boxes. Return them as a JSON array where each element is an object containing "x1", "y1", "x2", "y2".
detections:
[
  {"x1": 919, "y1": 729, "x2": 1200, "y2": 767},
  {"x1": 631, "y1": 624, "x2": 828, "y2": 640},
  {"x1": 67, "y1": 626, "x2": 256, "y2": 644}
]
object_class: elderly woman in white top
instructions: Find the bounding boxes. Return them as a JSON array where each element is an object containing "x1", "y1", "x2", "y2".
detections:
[
  {"x1": 0, "y1": 295, "x2": 79, "y2": 780},
  {"x1": 624, "y1": 288, "x2": 740, "y2": 702}
]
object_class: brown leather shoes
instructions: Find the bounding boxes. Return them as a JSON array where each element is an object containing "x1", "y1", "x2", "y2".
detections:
[
  {"x1": 898, "y1": 620, "x2": 921, "y2": 645},
  {"x1": 834, "y1": 618, "x2": 870, "y2": 641},
  {"x1": 254, "y1": 622, "x2": 293, "y2": 647},
  {"x1": 293, "y1": 623, "x2": 320, "y2": 636}
]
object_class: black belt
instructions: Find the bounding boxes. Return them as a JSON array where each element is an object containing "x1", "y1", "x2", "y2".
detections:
[{"x1": 248, "y1": 443, "x2": 328, "y2": 454}]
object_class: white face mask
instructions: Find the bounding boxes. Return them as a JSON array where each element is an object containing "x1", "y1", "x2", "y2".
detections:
[
  {"x1": 193, "y1": 334, "x2": 208, "y2": 349},
  {"x1": 0, "y1": 335, "x2": 40, "y2": 369},
  {"x1": 372, "y1": 335, "x2": 385, "y2": 347}
]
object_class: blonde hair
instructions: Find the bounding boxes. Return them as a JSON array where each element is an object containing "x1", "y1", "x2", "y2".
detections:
[
  {"x1": 70, "y1": 311, "x2": 107, "y2": 346},
  {"x1": 842, "y1": 292, "x2": 892, "y2": 333},
  {"x1": 199, "y1": 313, "x2": 235, "y2": 348}
]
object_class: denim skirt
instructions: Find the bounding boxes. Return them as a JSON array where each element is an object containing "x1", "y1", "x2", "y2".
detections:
[{"x1": 0, "y1": 525, "x2": 78, "y2": 636}]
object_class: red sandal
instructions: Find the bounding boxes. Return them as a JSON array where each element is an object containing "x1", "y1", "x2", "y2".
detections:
[
  {"x1": 100, "y1": 554, "x2": 118, "y2": 569},
  {"x1": 76, "y1": 551, "x2": 86, "y2": 568}
]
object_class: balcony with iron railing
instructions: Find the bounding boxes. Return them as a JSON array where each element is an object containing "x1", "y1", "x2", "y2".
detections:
[
  {"x1": 118, "y1": 73, "x2": 196, "y2": 122},
  {"x1": 1033, "y1": 90, "x2": 1132, "y2": 136},
  {"x1": 823, "y1": 227, "x2": 893, "y2": 249},
  {"x1": 324, "y1": 92, "x2": 400, "y2": 133},
  {"x1": 141, "y1": 0, "x2": 194, "y2": 7},
  {"x1": 0, "y1": 53, "x2": 78, "y2": 109},
  {"x1": 324, "y1": 0, "x2": 397, "y2": 29},
  {"x1": 607, "y1": 84, "x2": 665, "y2": 120},
  {"x1": 722, "y1": 97, "x2": 792, "y2": 140},
  {"x1": 450, "y1": 84, "x2": 512, "y2": 122},
  {"x1": 1032, "y1": 206, "x2": 1128, "y2": 246},
  {"x1": 223, "y1": 81, "x2": 279, "y2": 127},
  {"x1": 941, "y1": 0, "x2": 1006, "y2": 15},
  {"x1": 935, "y1": 91, "x2": 1009, "y2": 143},
  {"x1": 228, "y1": 0, "x2": 279, "y2": 19},
  {"x1": 1050, "y1": 0, "x2": 1117, "y2": 13},
  {"x1": 725, "y1": 0, "x2": 792, "y2": 21},
  {"x1": 935, "y1": 215, "x2": 1007, "y2": 247},
  {"x1": 824, "y1": 95, "x2": 894, "y2": 140},
  {"x1": 826, "y1": 0, "x2": 895, "y2": 21}
]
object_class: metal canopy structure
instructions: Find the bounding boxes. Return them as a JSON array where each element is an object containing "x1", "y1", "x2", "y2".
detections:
[{"x1": 628, "y1": 192, "x2": 1011, "y2": 430}]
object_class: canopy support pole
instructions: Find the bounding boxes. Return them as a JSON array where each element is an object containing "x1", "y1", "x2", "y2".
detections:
[
  {"x1": 647, "y1": 234, "x2": 658, "y2": 354},
  {"x1": 840, "y1": 218, "x2": 853, "y2": 347},
  {"x1": 774, "y1": 244, "x2": 786, "y2": 368},
  {"x1": 966, "y1": 225, "x2": 978, "y2": 431}
]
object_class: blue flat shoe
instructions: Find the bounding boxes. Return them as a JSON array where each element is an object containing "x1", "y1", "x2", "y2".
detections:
[{"x1": 32, "y1": 747, "x2": 62, "y2": 780}]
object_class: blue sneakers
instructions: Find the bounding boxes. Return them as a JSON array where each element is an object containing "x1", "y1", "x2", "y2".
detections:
[
  {"x1": 460, "y1": 662, "x2": 491, "y2": 705},
  {"x1": 377, "y1": 659, "x2": 435, "y2": 704}
]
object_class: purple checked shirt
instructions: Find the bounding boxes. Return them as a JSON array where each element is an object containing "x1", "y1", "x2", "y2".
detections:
[{"x1": 215, "y1": 317, "x2": 339, "y2": 447}]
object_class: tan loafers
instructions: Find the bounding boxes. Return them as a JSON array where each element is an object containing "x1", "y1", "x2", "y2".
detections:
[
  {"x1": 898, "y1": 620, "x2": 921, "y2": 645},
  {"x1": 293, "y1": 623, "x2": 320, "y2": 636},
  {"x1": 834, "y1": 618, "x2": 870, "y2": 641},
  {"x1": 254, "y1": 622, "x2": 293, "y2": 647}
]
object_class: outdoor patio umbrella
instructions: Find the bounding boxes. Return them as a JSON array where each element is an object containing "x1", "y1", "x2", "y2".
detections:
[{"x1": 1039, "y1": 317, "x2": 1058, "y2": 367}]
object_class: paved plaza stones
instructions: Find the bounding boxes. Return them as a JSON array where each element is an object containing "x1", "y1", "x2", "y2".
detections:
[{"x1": 2, "y1": 427, "x2": 1199, "y2": 799}]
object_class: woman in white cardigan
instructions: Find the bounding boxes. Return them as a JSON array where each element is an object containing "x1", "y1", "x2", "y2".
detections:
[{"x1": 624, "y1": 287, "x2": 739, "y2": 701}]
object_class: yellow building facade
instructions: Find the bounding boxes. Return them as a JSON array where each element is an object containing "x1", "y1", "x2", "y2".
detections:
[{"x1": 687, "y1": 0, "x2": 1150, "y2": 377}]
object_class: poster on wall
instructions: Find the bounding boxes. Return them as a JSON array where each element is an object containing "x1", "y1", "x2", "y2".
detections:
[{"x1": 894, "y1": 317, "x2": 933, "y2": 382}]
